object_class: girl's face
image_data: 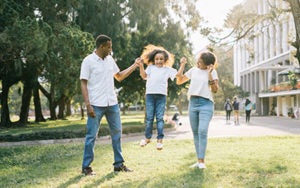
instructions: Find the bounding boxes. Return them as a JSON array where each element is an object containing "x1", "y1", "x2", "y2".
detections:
[
  {"x1": 197, "y1": 58, "x2": 207, "y2": 69},
  {"x1": 154, "y1": 53, "x2": 166, "y2": 67}
]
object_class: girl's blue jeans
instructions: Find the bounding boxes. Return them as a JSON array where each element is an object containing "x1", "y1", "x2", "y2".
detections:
[
  {"x1": 145, "y1": 94, "x2": 166, "y2": 140},
  {"x1": 82, "y1": 104, "x2": 124, "y2": 169},
  {"x1": 189, "y1": 96, "x2": 214, "y2": 159}
]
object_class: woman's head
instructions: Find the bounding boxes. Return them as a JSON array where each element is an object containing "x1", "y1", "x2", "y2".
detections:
[
  {"x1": 197, "y1": 51, "x2": 217, "y2": 69},
  {"x1": 148, "y1": 49, "x2": 169, "y2": 67}
]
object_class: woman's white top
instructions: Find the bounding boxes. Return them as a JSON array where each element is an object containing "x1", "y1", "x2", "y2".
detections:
[
  {"x1": 184, "y1": 67, "x2": 218, "y2": 102},
  {"x1": 145, "y1": 65, "x2": 177, "y2": 96}
]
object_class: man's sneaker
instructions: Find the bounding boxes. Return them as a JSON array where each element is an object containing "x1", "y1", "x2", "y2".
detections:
[
  {"x1": 114, "y1": 164, "x2": 133, "y2": 172},
  {"x1": 140, "y1": 139, "x2": 150, "y2": 147},
  {"x1": 156, "y1": 142, "x2": 163, "y2": 150},
  {"x1": 82, "y1": 167, "x2": 96, "y2": 176}
]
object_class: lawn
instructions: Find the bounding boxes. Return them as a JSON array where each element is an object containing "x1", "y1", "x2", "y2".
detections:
[{"x1": 1, "y1": 136, "x2": 299, "y2": 187}]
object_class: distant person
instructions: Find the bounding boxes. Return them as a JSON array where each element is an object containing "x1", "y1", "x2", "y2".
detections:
[
  {"x1": 176, "y1": 51, "x2": 219, "y2": 169},
  {"x1": 172, "y1": 112, "x2": 182, "y2": 127},
  {"x1": 80, "y1": 34, "x2": 139, "y2": 175},
  {"x1": 138, "y1": 47, "x2": 177, "y2": 150},
  {"x1": 233, "y1": 97, "x2": 240, "y2": 125},
  {"x1": 224, "y1": 98, "x2": 232, "y2": 124},
  {"x1": 245, "y1": 98, "x2": 252, "y2": 124}
]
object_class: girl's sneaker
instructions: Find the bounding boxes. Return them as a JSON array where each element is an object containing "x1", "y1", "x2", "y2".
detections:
[
  {"x1": 156, "y1": 142, "x2": 163, "y2": 150},
  {"x1": 190, "y1": 162, "x2": 206, "y2": 169},
  {"x1": 140, "y1": 139, "x2": 150, "y2": 147}
]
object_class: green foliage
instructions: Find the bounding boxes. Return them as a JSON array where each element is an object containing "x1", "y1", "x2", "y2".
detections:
[{"x1": 288, "y1": 71, "x2": 298, "y2": 89}]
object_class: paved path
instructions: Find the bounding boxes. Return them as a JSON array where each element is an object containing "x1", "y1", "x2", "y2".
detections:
[{"x1": 0, "y1": 115, "x2": 299, "y2": 147}]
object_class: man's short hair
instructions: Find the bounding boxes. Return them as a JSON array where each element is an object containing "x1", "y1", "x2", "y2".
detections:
[{"x1": 95, "y1": 34, "x2": 111, "y2": 48}]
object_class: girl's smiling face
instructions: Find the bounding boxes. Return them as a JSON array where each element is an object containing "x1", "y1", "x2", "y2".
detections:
[{"x1": 154, "y1": 53, "x2": 166, "y2": 67}]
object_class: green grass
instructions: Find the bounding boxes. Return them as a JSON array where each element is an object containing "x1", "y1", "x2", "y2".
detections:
[{"x1": 1, "y1": 136, "x2": 299, "y2": 187}]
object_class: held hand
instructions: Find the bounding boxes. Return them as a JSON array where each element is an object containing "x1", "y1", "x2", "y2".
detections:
[
  {"x1": 180, "y1": 57, "x2": 187, "y2": 65},
  {"x1": 134, "y1": 58, "x2": 141, "y2": 68}
]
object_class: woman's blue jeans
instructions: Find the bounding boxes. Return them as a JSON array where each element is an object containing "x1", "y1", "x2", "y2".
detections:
[
  {"x1": 145, "y1": 94, "x2": 166, "y2": 140},
  {"x1": 189, "y1": 96, "x2": 214, "y2": 159},
  {"x1": 82, "y1": 104, "x2": 124, "y2": 169}
]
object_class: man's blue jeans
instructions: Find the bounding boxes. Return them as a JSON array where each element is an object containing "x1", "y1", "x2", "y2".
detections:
[
  {"x1": 189, "y1": 96, "x2": 214, "y2": 159},
  {"x1": 82, "y1": 104, "x2": 124, "y2": 169},
  {"x1": 145, "y1": 94, "x2": 166, "y2": 140}
]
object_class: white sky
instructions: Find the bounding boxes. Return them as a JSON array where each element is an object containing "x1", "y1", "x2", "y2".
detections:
[{"x1": 192, "y1": 0, "x2": 244, "y2": 53}]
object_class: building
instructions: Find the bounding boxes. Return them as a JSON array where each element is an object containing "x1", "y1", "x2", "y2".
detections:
[{"x1": 233, "y1": 0, "x2": 300, "y2": 118}]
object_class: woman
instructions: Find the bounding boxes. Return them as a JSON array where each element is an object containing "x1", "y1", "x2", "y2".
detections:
[
  {"x1": 176, "y1": 51, "x2": 219, "y2": 169},
  {"x1": 245, "y1": 98, "x2": 252, "y2": 124}
]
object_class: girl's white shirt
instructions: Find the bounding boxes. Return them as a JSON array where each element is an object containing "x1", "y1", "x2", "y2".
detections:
[
  {"x1": 184, "y1": 67, "x2": 218, "y2": 102},
  {"x1": 145, "y1": 64, "x2": 177, "y2": 96}
]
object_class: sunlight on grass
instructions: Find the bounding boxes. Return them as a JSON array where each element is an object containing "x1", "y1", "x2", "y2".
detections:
[{"x1": 0, "y1": 136, "x2": 300, "y2": 187}]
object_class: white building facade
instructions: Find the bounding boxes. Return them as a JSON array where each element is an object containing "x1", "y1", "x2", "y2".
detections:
[{"x1": 233, "y1": 0, "x2": 300, "y2": 118}]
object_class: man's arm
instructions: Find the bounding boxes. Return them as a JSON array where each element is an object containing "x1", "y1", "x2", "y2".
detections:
[
  {"x1": 114, "y1": 58, "x2": 140, "y2": 82},
  {"x1": 81, "y1": 79, "x2": 95, "y2": 117}
]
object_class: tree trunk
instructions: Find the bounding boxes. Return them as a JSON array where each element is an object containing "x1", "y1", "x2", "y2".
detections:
[
  {"x1": 57, "y1": 95, "x2": 66, "y2": 119},
  {"x1": 19, "y1": 81, "x2": 32, "y2": 125},
  {"x1": 80, "y1": 103, "x2": 85, "y2": 120},
  {"x1": 0, "y1": 82, "x2": 12, "y2": 127},
  {"x1": 33, "y1": 84, "x2": 46, "y2": 122},
  {"x1": 65, "y1": 97, "x2": 71, "y2": 116}
]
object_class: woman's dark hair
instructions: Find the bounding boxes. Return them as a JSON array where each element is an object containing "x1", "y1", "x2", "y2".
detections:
[
  {"x1": 200, "y1": 52, "x2": 216, "y2": 66},
  {"x1": 245, "y1": 99, "x2": 251, "y2": 106},
  {"x1": 147, "y1": 49, "x2": 169, "y2": 63},
  {"x1": 95, "y1": 34, "x2": 111, "y2": 48}
]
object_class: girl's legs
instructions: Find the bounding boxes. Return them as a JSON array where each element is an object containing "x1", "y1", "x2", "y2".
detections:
[
  {"x1": 145, "y1": 94, "x2": 155, "y2": 141},
  {"x1": 189, "y1": 97, "x2": 213, "y2": 164}
]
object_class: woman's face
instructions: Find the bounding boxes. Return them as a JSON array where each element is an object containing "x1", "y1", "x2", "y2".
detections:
[{"x1": 154, "y1": 53, "x2": 165, "y2": 67}]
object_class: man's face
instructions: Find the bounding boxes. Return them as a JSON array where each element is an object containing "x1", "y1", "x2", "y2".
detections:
[{"x1": 102, "y1": 41, "x2": 112, "y2": 57}]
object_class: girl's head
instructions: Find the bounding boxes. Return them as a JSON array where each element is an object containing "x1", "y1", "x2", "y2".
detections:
[
  {"x1": 197, "y1": 51, "x2": 217, "y2": 69},
  {"x1": 148, "y1": 49, "x2": 169, "y2": 67}
]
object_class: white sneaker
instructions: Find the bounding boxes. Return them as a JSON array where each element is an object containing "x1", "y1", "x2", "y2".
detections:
[
  {"x1": 156, "y1": 142, "x2": 163, "y2": 150},
  {"x1": 198, "y1": 163, "x2": 206, "y2": 169},
  {"x1": 190, "y1": 163, "x2": 199, "y2": 168},
  {"x1": 189, "y1": 162, "x2": 206, "y2": 169},
  {"x1": 140, "y1": 139, "x2": 148, "y2": 147}
]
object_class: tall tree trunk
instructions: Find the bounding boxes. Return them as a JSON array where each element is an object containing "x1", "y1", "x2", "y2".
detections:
[
  {"x1": 0, "y1": 82, "x2": 12, "y2": 127},
  {"x1": 33, "y1": 84, "x2": 46, "y2": 122},
  {"x1": 19, "y1": 81, "x2": 32, "y2": 125},
  {"x1": 57, "y1": 95, "x2": 66, "y2": 119},
  {"x1": 65, "y1": 97, "x2": 71, "y2": 116}
]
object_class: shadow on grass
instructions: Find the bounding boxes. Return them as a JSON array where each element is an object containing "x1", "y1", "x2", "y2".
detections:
[
  {"x1": 57, "y1": 175, "x2": 83, "y2": 188},
  {"x1": 85, "y1": 172, "x2": 116, "y2": 187}
]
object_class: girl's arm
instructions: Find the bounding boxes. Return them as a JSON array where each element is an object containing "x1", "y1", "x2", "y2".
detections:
[
  {"x1": 139, "y1": 59, "x2": 147, "y2": 80},
  {"x1": 208, "y1": 65, "x2": 219, "y2": 93},
  {"x1": 176, "y1": 57, "x2": 189, "y2": 85}
]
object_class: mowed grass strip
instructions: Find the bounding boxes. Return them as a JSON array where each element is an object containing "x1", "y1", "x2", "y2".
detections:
[{"x1": 0, "y1": 136, "x2": 299, "y2": 187}]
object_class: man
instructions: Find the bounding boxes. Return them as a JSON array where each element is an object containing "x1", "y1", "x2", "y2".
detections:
[
  {"x1": 80, "y1": 34, "x2": 139, "y2": 175},
  {"x1": 232, "y1": 97, "x2": 240, "y2": 125}
]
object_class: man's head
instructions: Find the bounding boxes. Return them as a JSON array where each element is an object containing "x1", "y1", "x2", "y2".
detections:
[{"x1": 95, "y1": 34, "x2": 112, "y2": 58}]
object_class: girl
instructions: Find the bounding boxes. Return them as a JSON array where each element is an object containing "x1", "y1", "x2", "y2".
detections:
[
  {"x1": 176, "y1": 51, "x2": 219, "y2": 169},
  {"x1": 139, "y1": 48, "x2": 177, "y2": 150}
]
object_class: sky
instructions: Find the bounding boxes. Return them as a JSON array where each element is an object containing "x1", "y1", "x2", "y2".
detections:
[{"x1": 192, "y1": 0, "x2": 244, "y2": 53}]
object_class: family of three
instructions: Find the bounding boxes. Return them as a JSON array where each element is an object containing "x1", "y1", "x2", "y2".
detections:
[{"x1": 79, "y1": 34, "x2": 219, "y2": 175}]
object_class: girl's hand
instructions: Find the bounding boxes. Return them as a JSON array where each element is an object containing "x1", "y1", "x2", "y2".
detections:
[
  {"x1": 207, "y1": 64, "x2": 214, "y2": 73},
  {"x1": 180, "y1": 57, "x2": 187, "y2": 65}
]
